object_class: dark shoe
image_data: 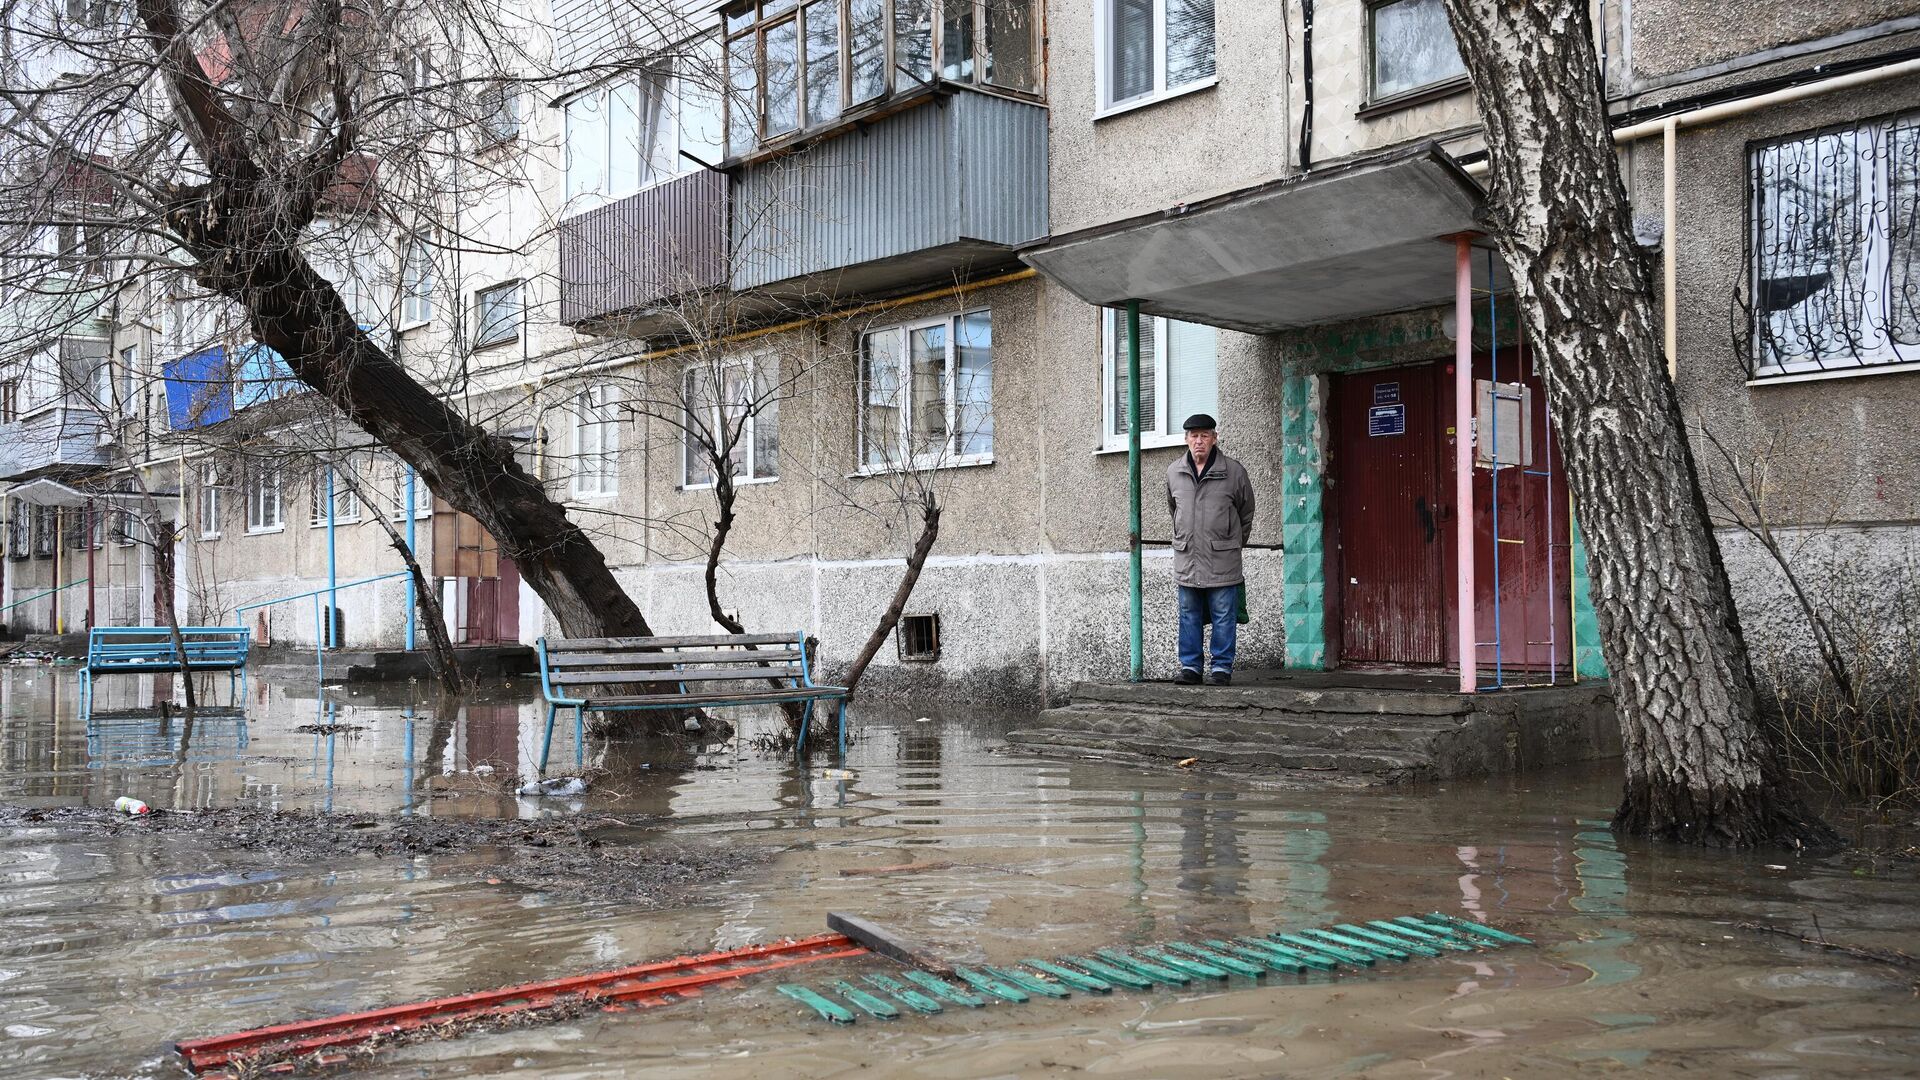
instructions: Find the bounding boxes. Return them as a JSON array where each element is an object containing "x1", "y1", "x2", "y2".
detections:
[
  {"x1": 1207, "y1": 670, "x2": 1232, "y2": 686},
  {"x1": 1174, "y1": 668, "x2": 1202, "y2": 685}
]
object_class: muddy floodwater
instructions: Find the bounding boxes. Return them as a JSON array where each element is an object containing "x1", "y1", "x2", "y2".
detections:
[{"x1": 3, "y1": 667, "x2": 1918, "y2": 1079}]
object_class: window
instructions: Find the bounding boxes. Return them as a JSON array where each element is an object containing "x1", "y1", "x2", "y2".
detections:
[
  {"x1": 400, "y1": 238, "x2": 433, "y2": 326},
  {"x1": 385, "y1": 457, "x2": 432, "y2": 520},
  {"x1": 246, "y1": 464, "x2": 283, "y2": 532},
  {"x1": 109, "y1": 509, "x2": 135, "y2": 547},
  {"x1": 724, "y1": 0, "x2": 1037, "y2": 155},
  {"x1": 1098, "y1": 0, "x2": 1214, "y2": 113},
  {"x1": 477, "y1": 81, "x2": 521, "y2": 144},
  {"x1": 7, "y1": 503, "x2": 27, "y2": 559},
  {"x1": 308, "y1": 467, "x2": 362, "y2": 526},
  {"x1": 682, "y1": 360, "x2": 778, "y2": 488},
  {"x1": 1100, "y1": 309, "x2": 1218, "y2": 450},
  {"x1": 1367, "y1": 0, "x2": 1465, "y2": 103},
  {"x1": 859, "y1": 309, "x2": 992, "y2": 469},
  {"x1": 571, "y1": 385, "x2": 622, "y2": 497},
  {"x1": 197, "y1": 461, "x2": 222, "y2": 538},
  {"x1": 564, "y1": 38, "x2": 725, "y2": 211},
  {"x1": 59, "y1": 337, "x2": 109, "y2": 408},
  {"x1": 32, "y1": 505, "x2": 55, "y2": 556},
  {"x1": 1751, "y1": 111, "x2": 1920, "y2": 378},
  {"x1": 1, "y1": 380, "x2": 16, "y2": 423},
  {"x1": 473, "y1": 280, "x2": 521, "y2": 348},
  {"x1": 65, "y1": 0, "x2": 113, "y2": 28}
]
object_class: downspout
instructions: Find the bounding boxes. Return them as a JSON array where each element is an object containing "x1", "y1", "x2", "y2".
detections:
[
  {"x1": 1453, "y1": 236, "x2": 1476, "y2": 694},
  {"x1": 326, "y1": 467, "x2": 337, "y2": 648},
  {"x1": 1297, "y1": 0, "x2": 1314, "y2": 171},
  {"x1": 1126, "y1": 300, "x2": 1144, "y2": 682},
  {"x1": 404, "y1": 468, "x2": 417, "y2": 651},
  {"x1": 1662, "y1": 117, "x2": 1678, "y2": 377}
]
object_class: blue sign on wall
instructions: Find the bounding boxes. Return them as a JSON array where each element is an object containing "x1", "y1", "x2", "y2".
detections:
[{"x1": 1368, "y1": 404, "x2": 1406, "y2": 437}]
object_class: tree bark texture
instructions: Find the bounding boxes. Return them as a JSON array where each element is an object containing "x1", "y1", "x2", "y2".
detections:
[
  {"x1": 1439, "y1": 0, "x2": 1834, "y2": 847},
  {"x1": 135, "y1": 0, "x2": 652, "y2": 644}
]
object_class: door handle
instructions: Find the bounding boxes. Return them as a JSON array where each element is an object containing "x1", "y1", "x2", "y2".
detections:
[{"x1": 1415, "y1": 496, "x2": 1436, "y2": 543}]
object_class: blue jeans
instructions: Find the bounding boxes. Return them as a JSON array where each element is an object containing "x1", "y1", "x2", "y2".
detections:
[{"x1": 1178, "y1": 585, "x2": 1238, "y2": 674}]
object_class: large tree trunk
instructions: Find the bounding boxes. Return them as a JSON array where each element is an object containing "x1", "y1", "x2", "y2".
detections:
[
  {"x1": 136, "y1": 0, "x2": 652, "y2": 643},
  {"x1": 1439, "y1": 0, "x2": 1835, "y2": 847}
]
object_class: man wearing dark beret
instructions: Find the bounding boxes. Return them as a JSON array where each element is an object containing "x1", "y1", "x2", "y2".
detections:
[{"x1": 1166, "y1": 413, "x2": 1255, "y2": 685}]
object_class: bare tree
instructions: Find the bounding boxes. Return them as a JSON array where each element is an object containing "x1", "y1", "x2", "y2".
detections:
[{"x1": 1439, "y1": 0, "x2": 1834, "y2": 846}]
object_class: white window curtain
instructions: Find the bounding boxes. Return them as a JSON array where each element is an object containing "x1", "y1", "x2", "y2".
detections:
[{"x1": 1103, "y1": 309, "x2": 1218, "y2": 449}]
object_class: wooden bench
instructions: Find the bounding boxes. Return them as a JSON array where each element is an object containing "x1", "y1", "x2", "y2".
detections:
[
  {"x1": 78, "y1": 626, "x2": 251, "y2": 717},
  {"x1": 534, "y1": 632, "x2": 850, "y2": 768}
]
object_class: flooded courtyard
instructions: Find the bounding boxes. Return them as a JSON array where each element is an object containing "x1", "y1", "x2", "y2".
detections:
[{"x1": 2, "y1": 666, "x2": 1917, "y2": 1079}]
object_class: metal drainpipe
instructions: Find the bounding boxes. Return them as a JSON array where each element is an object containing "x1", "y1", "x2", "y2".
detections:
[
  {"x1": 1663, "y1": 117, "x2": 1678, "y2": 377},
  {"x1": 1454, "y1": 237, "x2": 1476, "y2": 694},
  {"x1": 326, "y1": 468, "x2": 337, "y2": 649},
  {"x1": 404, "y1": 468, "x2": 417, "y2": 651},
  {"x1": 1127, "y1": 300, "x2": 1144, "y2": 682}
]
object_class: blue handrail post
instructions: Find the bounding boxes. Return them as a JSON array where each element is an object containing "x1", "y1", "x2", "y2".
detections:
[
  {"x1": 326, "y1": 468, "x2": 338, "y2": 649},
  {"x1": 313, "y1": 594, "x2": 325, "y2": 687},
  {"x1": 404, "y1": 468, "x2": 417, "y2": 652}
]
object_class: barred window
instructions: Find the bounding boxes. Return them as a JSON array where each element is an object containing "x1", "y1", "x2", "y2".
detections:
[{"x1": 1751, "y1": 111, "x2": 1920, "y2": 378}]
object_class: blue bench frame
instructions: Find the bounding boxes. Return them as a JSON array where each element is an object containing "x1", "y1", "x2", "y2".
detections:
[
  {"x1": 78, "y1": 626, "x2": 251, "y2": 716},
  {"x1": 535, "y1": 631, "x2": 849, "y2": 770}
]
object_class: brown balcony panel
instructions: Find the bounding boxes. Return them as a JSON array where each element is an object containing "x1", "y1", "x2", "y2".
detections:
[{"x1": 560, "y1": 170, "x2": 728, "y2": 329}]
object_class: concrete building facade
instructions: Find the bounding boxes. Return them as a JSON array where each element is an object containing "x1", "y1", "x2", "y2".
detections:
[{"x1": 5, "y1": 0, "x2": 1916, "y2": 707}]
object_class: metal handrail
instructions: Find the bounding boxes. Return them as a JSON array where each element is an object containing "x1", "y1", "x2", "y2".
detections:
[
  {"x1": 0, "y1": 577, "x2": 90, "y2": 615},
  {"x1": 231, "y1": 571, "x2": 410, "y2": 617}
]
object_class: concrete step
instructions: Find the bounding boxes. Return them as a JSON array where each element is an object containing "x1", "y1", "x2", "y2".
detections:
[
  {"x1": 1004, "y1": 724, "x2": 1431, "y2": 778},
  {"x1": 1065, "y1": 680, "x2": 1472, "y2": 718},
  {"x1": 1028, "y1": 704, "x2": 1463, "y2": 754}
]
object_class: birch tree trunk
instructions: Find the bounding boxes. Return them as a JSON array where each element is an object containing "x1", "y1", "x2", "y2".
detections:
[{"x1": 1438, "y1": 0, "x2": 1835, "y2": 847}]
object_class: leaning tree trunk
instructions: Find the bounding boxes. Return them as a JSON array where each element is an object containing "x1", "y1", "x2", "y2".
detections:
[
  {"x1": 137, "y1": 0, "x2": 651, "y2": 644},
  {"x1": 1439, "y1": 0, "x2": 1834, "y2": 847},
  {"x1": 842, "y1": 493, "x2": 941, "y2": 696}
]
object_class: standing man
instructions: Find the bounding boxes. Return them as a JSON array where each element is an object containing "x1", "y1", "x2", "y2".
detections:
[{"x1": 1167, "y1": 414, "x2": 1255, "y2": 685}]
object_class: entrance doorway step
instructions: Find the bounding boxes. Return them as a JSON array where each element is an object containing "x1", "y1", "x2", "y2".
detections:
[
  {"x1": 1007, "y1": 670, "x2": 1617, "y2": 783},
  {"x1": 249, "y1": 643, "x2": 535, "y2": 684}
]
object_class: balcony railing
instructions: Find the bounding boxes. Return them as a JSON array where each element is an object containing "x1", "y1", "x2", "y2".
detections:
[{"x1": 558, "y1": 169, "x2": 729, "y2": 330}]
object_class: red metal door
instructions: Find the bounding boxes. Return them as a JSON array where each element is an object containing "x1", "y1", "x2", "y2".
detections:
[
  {"x1": 464, "y1": 557, "x2": 521, "y2": 645},
  {"x1": 1333, "y1": 364, "x2": 1449, "y2": 665},
  {"x1": 1465, "y1": 344, "x2": 1573, "y2": 673}
]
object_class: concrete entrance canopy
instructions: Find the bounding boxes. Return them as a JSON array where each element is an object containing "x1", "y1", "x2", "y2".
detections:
[
  {"x1": 6, "y1": 478, "x2": 176, "y2": 508},
  {"x1": 1019, "y1": 143, "x2": 1500, "y2": 333}
]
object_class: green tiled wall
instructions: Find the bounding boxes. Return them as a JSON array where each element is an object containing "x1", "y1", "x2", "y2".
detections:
[
  {"x1": 1280, "y1": 375, "x2": 1329, "y2": 669},
  {"x1": 1570, "y1": 518, "x2": 1607, "y2": 678}
]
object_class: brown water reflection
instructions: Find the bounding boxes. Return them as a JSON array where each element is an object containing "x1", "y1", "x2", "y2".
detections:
[{"x1": 1, "y1": 665, "x2": 1917, "y2": 1078}]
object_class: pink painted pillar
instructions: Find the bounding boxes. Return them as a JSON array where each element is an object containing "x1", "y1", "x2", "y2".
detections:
[{"x1": 1454, "y1": 236, "x2": 1477, "y2": 694}]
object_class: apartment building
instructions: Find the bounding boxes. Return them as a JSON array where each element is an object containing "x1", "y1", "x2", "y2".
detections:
[{"x1": 6, "y1": 0, "x2": 1915, "y2": 706}]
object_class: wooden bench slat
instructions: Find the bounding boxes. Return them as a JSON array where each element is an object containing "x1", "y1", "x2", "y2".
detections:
[
  {"x1": 586, "y1": 686, "x2": 848, "y2": 707},
  {"x1": 542, "y1": 648, "x2": 801, "y2": 668},
  {"x1": 549, "y1": 633, "x2": 798, "y2": 650},
  {"x1": 551, "y1": 667, "x2": 807, "y2": 685}
]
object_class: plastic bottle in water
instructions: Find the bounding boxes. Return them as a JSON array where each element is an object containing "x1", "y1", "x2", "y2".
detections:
[{"x1": 114, "y1": 796, "x2": 150, "y2": 816}]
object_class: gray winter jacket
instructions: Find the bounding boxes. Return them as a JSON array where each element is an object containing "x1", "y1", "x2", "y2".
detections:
[{"x1": 1166, "y1": 450, "x2": 1256, "y2": 588}]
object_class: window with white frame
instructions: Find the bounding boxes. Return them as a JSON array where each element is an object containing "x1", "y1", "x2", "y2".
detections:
[
  {"x1": 1098, "y1": 0, "x2": 1214, "y2": 113},
  {"x1": 308, "y1": 466, "x2": 362, "y2": 526},
  {"x1": 570, "y1": 385, "x2": 623, "y2": 497},
  {"x1": 1750, "y1": 110, "x2": 1920, "y2": 378},
  {"x1": 400, "y1": 237, "x2": 433, "y2": 326},
  {"x1": 1367, "y1": 0, "x2": 1466, "y2": 103},
  {"x1": 724, "y1": 0, "x2": 1038, "y2": 156},
  {"x1": 564, "y1": 38, "x2": 726, "y2": 211},
  {"x1": 197, "y1": 461, "x2": 222, "y2": 538},
  {"x1": 473, "y1": 280, "x2": 521, "y2": 347},
  {"x1": 384, "y1": 457, "x2": 433, "y2": 519},
  {"x1": 1100, "y1": 309, "x2": 1218, "y2": 450},
  {"x1": 859, "y1": 310, "x2": 992, "y2": 470},
  {"x1": 681, "y1": 359, "x2": 779, "y2": 488},
  {"x1": 246, "y1": 464, "x2": 283, "y2": 532}
]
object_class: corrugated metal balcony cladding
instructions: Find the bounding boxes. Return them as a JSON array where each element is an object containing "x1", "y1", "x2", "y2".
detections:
[
  {"x1": 558, "y1": 169, "x2": 728, "y2": 327},
  {"x1": 730, "y1": 91, "x2": 1048, "y2": 292},
  {"x1": 0, "y1": 408, "x2": 111, "y2": 481}
]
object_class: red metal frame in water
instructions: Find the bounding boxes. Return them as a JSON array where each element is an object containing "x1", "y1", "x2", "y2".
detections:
[{"x1": 174, "y1": 932, "x2": 868, "y2": 1075}]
